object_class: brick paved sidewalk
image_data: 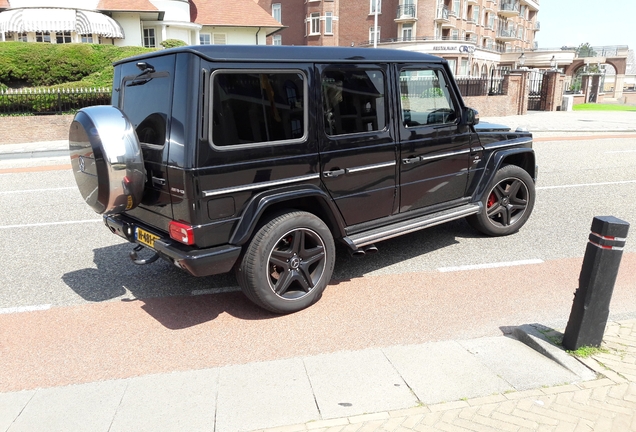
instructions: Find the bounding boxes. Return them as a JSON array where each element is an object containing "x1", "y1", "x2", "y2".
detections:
[{"x1": 256, "y1": 320, "x2": 636, "y2": 432}]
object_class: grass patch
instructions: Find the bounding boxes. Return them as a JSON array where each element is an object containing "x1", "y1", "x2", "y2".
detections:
[
  {"x1": 567, "y1": 346, "x2": 609, "y2": 358},
  {"x1": 573, "y1": 103, "x2": 636, "y2": 112}
]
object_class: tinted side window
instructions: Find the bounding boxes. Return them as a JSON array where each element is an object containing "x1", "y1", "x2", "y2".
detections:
[
  {"x1": 121, "y1": 58, "x2": 174, "y2": 148},
  {"x1": 322, "y1": 68, "x2": 386, "y2": 136},
  {"x1": 211, "y1": 71, "x2": 306, "y2": 148},
  {"x1": 399, "y1": 69, "x2": 457, "y2": 127}
]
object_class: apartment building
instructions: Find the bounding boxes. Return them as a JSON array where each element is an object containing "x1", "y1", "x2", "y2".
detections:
[{"x1": 257, "y1": 0, "x2": 540, "y2": 76}]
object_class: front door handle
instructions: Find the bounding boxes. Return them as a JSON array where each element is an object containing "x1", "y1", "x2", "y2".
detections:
[{"x1": 323, "y1": 169, "x2": 346, "y2": 178}]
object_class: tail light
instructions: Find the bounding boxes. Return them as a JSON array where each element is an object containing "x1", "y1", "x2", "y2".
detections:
[{"x1": 169, "y1": 221, "x2": 195, "y2": 245}]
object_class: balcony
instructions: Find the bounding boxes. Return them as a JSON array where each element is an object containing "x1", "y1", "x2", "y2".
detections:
[
  {"x1": 520, "y1": 0, "x2": 540, "y2": 11},
  {"x1": 395, "y1": 4, "x2": 417, "y2": 23},
  {"x1": 434, "y1": 6, "x2": 450, "y2": 23},
  {"x1": 534, "y1": 21, "x2": 540, "y2": 30},
  {"x1": 498, "y1": 1, "x2": 520, "y2": 17},
  {"x1": 496, "y1": 28, "x2": 517, "y2": 41}
]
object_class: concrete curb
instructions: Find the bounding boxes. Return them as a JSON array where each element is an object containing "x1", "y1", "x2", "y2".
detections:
[{"x1": 511, "y1": 323, "x2": 598, "y2": 382}]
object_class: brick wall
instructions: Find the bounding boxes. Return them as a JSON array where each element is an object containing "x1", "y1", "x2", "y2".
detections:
[
  {"x1": 0, "y1": 115, "x2": 73, "y2": 145},
  {"x1": 463, "y1": 72, "x2": 528, "y2": 117}
]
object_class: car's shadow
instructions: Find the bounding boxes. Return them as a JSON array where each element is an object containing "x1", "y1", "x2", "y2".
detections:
[{"x1": 62, "y1": 218, "x2": 479, "y2": 329}]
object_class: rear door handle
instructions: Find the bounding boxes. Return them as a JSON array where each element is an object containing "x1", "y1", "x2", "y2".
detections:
[
  {"x1": 402, "y1": 156, "x2": 421, "y2": 165},
  {"x1": 323, "y1": 169, "x2": 346, "y2": 178},
  {"x1": 152, "y1": 176, "x2": 166, "y2": 186}
]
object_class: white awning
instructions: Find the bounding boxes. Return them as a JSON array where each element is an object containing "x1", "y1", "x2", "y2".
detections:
[{"x1": 0, "y1": 8, "x2": 124, "y2": 38}]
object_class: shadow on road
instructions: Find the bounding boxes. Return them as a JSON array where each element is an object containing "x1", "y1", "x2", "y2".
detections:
[{"x1": 62, "y1": 218, "x2": 478, "y2": 328}]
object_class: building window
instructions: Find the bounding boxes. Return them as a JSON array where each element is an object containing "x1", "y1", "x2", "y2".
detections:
[
  {"x1": 213, "y1": 33, "x2": 227, "y2": 45},
  {"x1": 81, "y1": 34, "x2": 95, "y2": 43},
  {"x1": 460, "y1": 59, "x2": 468, "y2": 76},
  {"x1": 56, "y1": 31, "x2": 71, "y2": 44},
  {"x1": 370, "y1": 0, "x2": 381, "y2": 14},
  {"x1": 402, "y1": 23, "x2": 413, "y2": 41},
  {"x1": 14, "y1": 32, "x2": 27, "y2": 42},
  {"x1": 272, "y1": 3, "x2": 281, "y2": 23},
  {"x1": 35, "y1": 32, "x2": 51, "y2": 43},
  {"x1": 453, "y1": 0, "x2": 460, "y2": 15},
  {"x1": 473, "y1": 6, "x2": 479, "y2": 25},
  {"x1": 451, "y1": 29, "x2": 458, "y2": 40},
  {"x1": 447, "y1": 59, "x2": 457, "y2": 76},
  {"x1": 325, "y1": 12, "x2": 333, "y2": 34},
  {"x1": 143, "y1": 28, "x2": 155, "y2": 48},
  {"x1": 369, "y1": 26, "x2": 380, "y2": 43},
  {"x1": 200, "y1": 33, "x2": 211, "y2": 45},
  {"x1": 309, "y1": 13, "x2": 320, "y2": 35},
  {"x1": 272, "y1": 34, "x2": 282, "y2": 45}
]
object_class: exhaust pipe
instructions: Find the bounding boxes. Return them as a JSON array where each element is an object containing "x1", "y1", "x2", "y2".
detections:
[
  {"x1": 350, "y1": 249, "x2": 366, "y2": 258},
  {"x1": 348, "y1": 244, "x2": 378, "y2": 257},
  {"x1": 364, "y1": 245, "x2": 378, "y2": 254}
]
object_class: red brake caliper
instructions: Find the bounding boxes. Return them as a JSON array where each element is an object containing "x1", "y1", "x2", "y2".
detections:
[{"x1": 487, "y1": 192, "x2": 497, "y2": 209}]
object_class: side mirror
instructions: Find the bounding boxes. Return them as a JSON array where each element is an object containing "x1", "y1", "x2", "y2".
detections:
[{"x1": 463, "y1": 107, "x2": 479, "y2": 126}]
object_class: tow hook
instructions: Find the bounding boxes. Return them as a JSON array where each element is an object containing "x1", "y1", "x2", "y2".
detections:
[{"x1": 129, "y1": 244, "x2": 160, "y2": 265}]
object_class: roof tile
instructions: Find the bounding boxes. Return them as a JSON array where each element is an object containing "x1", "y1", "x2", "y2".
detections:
[
  {"x1": 190, "y1": 0, "x2": 283, "y2": 28},
  {"x1": 97, "y1": 0, "x2": 158, "y2": 12}
]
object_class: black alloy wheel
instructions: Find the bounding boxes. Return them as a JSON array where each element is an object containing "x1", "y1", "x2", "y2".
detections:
[
  {"x1": 467, "y1": 164, "x2": 535, "y2": 236},
  {"x1": 236, "y1": 211, "x2": 335, "y2": 314}
]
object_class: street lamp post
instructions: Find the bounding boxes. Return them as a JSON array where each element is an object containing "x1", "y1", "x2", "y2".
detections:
[{"x1": 517, "y1": 52, "x2": 525, "y2": 69}]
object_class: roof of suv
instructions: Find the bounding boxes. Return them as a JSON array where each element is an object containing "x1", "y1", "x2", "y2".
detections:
[{"x1": 114, "y1": 45, "x2": 444, "y2": 65}]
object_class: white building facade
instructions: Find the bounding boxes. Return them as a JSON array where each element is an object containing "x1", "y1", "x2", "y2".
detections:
[{"x1": 0, "y1": 0, "x2": 284, "y2": 47}]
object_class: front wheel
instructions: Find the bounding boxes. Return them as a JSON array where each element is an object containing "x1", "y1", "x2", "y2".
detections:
[
  {"x1": 467, "y1": 164, "x2": 535, "y2": 236},
  {"x1": 236, "y1": 211, "x2": 335, "y2": 314}
]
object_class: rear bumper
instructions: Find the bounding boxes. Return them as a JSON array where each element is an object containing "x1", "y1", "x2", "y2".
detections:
[{"x1": 103, "y1": 215, "x2": 241, "y2": 277}]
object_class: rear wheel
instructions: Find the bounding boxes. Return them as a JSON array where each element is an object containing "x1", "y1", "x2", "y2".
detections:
[
  {"x1": 468, "y1": 164, "x2": 535, "y2": 236},
  {"x1": 236, "y1": 211, "x2": 335, "y2": 314}
]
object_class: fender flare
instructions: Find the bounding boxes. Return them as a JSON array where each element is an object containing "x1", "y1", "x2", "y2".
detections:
[
  {"x1": 229, "y1": 184, "x2": 346, "y2": 246},
  {"x1": 474, "y1": 147, "x2": 536, "y2": 202}
]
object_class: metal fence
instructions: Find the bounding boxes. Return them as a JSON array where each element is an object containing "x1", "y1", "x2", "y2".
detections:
[
  {"x1": 0, "y1": 87, "x2": 111, "y2": 115},
  {"x1": 456, "y1": 70, "x2": 506, "y2": 97}
]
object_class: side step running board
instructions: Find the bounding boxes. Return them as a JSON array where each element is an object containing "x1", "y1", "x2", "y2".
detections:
[{"x1": 345, "y1": 203, "x2": 480, "y2": 248}]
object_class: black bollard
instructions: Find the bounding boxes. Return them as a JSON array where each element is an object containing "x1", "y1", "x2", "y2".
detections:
[{"x1": 562, "y1": 216, "x2": 630, "y2": 351}]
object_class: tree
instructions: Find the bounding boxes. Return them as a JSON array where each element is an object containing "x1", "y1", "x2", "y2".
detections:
[{"x1": 576, "y1": 43, "x2": 597, "y2": 58}]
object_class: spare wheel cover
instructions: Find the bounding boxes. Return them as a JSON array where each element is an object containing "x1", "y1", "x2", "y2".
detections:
[{"x1": 69, "y1": 106, "x2": 144, "y2": 215}]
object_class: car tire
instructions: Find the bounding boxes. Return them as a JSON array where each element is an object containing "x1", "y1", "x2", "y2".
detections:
[
  {"x1": 236, "y1": 211, "x2": 335, "y2": 314},
  {"x1": 467, "y1": 164, "x2": 535, "y2": 236}
]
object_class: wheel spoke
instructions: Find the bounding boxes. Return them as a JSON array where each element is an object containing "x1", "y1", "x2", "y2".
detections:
[
  {"x1": 296, "y1": 268, "x2": 313, "y2": 292},
  {"x1": 507, "y1": 179, "x2": 522, "y2": 197},
  {"x1": 273, "y1": 269, "x2": 293, "y2": 296},
  {"x1": 500, "y1": 205, "x2": 512, "y2": 226},
  {"x1": 487, "y1": 202, "x2": 502, "y2": 217},
  {"x1": 301, "y1": 245, "x2": 324, "y2": 267},
  {"x1": 290, "y1": 230, "x2": 303, "y2": 254},
  {"x1": 270, "y1": 250, "x2": 291, "y2": 269},
  {"x1": 493, "y1": 184, "x2": 506, "y2": 199}
]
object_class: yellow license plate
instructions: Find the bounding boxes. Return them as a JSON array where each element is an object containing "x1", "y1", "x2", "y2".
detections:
[{"x1": 136, "y1": 227, "x2": 160, "y2": 248}]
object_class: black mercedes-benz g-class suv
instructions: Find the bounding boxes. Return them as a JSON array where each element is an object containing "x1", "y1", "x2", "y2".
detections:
[{"x1": 69, "y1": 45, "x2": 536, "y2": 314}]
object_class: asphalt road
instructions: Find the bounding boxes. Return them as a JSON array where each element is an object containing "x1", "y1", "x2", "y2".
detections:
[{"x1": 1, "y1": 135, "x2": 635, "y2": 391}]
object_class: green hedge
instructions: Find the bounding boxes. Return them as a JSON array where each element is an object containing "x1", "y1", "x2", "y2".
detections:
[{"x1": 0, "y1": 42, "x2": 154, "y2": 89}]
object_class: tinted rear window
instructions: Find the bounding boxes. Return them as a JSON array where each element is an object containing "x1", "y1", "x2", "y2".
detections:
[{"x1": 211, "y1": 71, "x2": 307, "y2": 148}]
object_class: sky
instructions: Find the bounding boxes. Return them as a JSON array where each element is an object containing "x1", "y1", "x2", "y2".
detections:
[{"x1": 535, "y1": 0, "x2": 636, "y2": 51}]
